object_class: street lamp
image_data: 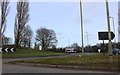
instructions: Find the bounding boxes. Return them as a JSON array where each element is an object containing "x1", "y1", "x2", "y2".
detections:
[
  {"x1": 106, "y1": 0, "x2": 113, "y2": 63},
  {"x1": 85, "y1": 32, "x2": 89, "y2": 46},
  {"x1": 80, "y1": 0, "x2": 84, "y2": 54},
  {"x1": 110, "y1": 17, "x2": 116, "y2": 48},
  {"x1": 109, "y1": 17, "x2": 116, "y2": 43},
  {"x1": 68, "y1": 37, "x2": 70, "y2": 47}
]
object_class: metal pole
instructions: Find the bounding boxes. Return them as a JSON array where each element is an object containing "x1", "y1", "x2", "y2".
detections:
[
  {"x1": 0, "y1": 20, "x2": 2, "y2": 49},
  {"x1": 0, "y1": 1, "x2": 1, "y2": 48},
  {"x1": 68, "y1": 37, "x2": 70, "y2": 47},
  {"x1": 110, "y1": 17, "x2": 116, "y2": 43},
  {"x1": 106, "y1": 0, "x2": 113, "y2": 63},
  {"x1": 85, "y1": 32, "x2": 89, "y2": 46},
  {"x1": 80, "y1": 0, "x2": 84, "y2": 54},
  {"x1": 0, "y1": 32, "x2": 2, "y2": 49}
]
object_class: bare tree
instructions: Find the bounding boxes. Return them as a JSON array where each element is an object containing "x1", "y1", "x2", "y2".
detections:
[
  {"x1": 0, "y1": 0, "x2": 9, "y2": 48},
  {"x1": 20, "y1": 25, "x2": 33, "y2": 48},
  {"x1": 14, "y1": 0, "x2": 29, "y2": 48},
  {"x1": 71, "y1": 43, "x2": 81, "y2": 51},
  {"x1": 71, "y1": 43, "x2": 79, "y2": 48},
  {"x1": 2, "y1": 35, "x2": 12, "y2": 45},
  {"x1": 36, "y1": 28, "x2": 57, "y2": 50}
]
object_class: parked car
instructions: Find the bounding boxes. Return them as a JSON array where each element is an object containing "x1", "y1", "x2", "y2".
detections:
[
  {"x1": 112, "y1": 48, "x2": 120, "y2": 55},
  {"x1": 65, "y1": 47, "x2": 76, "y2": 53}
]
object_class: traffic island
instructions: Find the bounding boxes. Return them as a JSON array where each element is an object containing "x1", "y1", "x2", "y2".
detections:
[{"x1": 7, "y1": 54, "x2": 120, "y2": 72}]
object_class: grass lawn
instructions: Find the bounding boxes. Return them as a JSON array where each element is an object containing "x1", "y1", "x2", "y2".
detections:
[
  {"x1": 2, "y1": 49, "x2": 64, "y2": 58},
  {"x1": 0, "y1": 53, "x2": 2, "y2": 58},
  {"x1": 14, "y1": 54, "x2": 120, "y2": 69}
]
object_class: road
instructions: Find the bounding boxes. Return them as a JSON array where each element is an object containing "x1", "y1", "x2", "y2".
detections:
[
  {"x1": 3, "y1": 64, "x2": 114, "y2": 73},
  {"x1": 2, "y1": 53, "x2": 119, "y2": 74}
]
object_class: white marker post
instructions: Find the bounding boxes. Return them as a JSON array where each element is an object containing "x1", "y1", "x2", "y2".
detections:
[{"x1": 98, "y1": 49, "x2": 101, "y2": 53}]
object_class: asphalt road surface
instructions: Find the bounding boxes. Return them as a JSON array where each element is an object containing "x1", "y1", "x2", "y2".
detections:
[{"x1": 2, "y1": 64, "x2": 114, "y2": 73}]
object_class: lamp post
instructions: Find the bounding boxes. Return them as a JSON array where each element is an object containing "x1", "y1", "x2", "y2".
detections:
[
  {"x1": 0, "y1": 33, "x2": 2, "y2": 49},
  {"x1": 0, "y1": 6, "x2": 2, "y2": 49},
  {"x1": 106, "y1": 0, "x2": 113, "y2": 63},
  {"x1": 109, "y1": 17, "x2": 116, "y2": 43},
  {"x1": 0, "y1": 26, "x2": 2, "y2": 49},
  {"x1": 110, "y1": 17, "x2": 116, "y2": 48},
  {"x1": 85, "y1": 32, "x2": 89, "y2": 46},
  {"x1": 68, "y1": 37, "x2": 70, "y2": 47},
  {"x1": 80, "y1": 0, "x2": 84, "y2": 54}
]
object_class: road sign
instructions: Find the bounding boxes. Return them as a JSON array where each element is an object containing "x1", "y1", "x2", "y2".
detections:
[
  {"x1": 98, "y1": 32, "x2": 115, "y2": 40},
  {"x1": 0, "y1": 48, "x2": 2, "y2": 53},
  {"x1": 0, "y1": 48, "x2": 16, "y2": 53}
]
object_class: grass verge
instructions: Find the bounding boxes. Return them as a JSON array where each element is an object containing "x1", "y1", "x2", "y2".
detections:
[
  {"x1": 2, "y1": 49, "x2": 64, "y2": 58},
  {"x1": 12, "y1": 54, "x2": 120, "y2": 71}
]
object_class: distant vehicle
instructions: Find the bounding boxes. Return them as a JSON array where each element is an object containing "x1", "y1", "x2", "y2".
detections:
[
  {"x1": 65, "y1": 47, "x2": 76, "y2": 53},
  {"x1": 112, "y1": 48, "x2": 120, "y2": 55}
]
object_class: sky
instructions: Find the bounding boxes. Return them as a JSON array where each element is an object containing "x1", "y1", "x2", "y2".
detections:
[{"x1": 3, "y1": 0, "x2": 119, "y2": 47}]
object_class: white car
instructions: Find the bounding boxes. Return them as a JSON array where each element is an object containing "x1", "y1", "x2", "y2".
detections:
[{"x1": 65, "y1": 47, "x2": 76, "y2": 53}]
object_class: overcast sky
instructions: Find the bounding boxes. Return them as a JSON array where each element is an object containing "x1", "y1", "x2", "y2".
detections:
[{"x1": 4, "y1": 1, "x2": 119, "y2": 47}]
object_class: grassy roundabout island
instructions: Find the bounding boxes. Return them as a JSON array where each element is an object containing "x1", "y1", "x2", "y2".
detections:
[
  {"x1": 10, "y1": 54, "x2": 120, "y2": 72},
  {"x1": 2, "y1": 49, "x2": 64, "y2": 58}
]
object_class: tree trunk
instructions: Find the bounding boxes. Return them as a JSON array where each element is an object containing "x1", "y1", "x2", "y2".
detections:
[
  {"x1": 28, "y1": 39, "x2": 30, "y2": 48},
  {"x1": 15, "y1": 37, "x2": 19, "y2": 48}
]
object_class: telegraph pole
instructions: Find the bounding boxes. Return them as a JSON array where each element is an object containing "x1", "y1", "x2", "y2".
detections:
[
  {"x1": 106, "y1": 0, "x2": 113, "y2": 63},
  {"x1": 80, "y1": 0, "x2": 84, "y2": 54}
]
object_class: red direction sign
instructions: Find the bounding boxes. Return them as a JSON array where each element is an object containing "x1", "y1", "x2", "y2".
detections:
[{"x1": 98, "y1": 32, "x2": 115, "y2": 40}]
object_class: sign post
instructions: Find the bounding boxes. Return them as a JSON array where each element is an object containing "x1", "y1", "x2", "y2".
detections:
[{"x1": 98, "y1": 31, "x2": 115, "y2": 56}]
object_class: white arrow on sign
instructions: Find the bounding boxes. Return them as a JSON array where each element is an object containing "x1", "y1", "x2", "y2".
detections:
[
  {"x1": 11, "y1": 48, "x2": 14, "y2": 52},
  {"x1": 0, "y1": 48, "x2": 2, "y2": 53},
  {"x1": 5, "y1": 48, "x2": 8, "y2": 52}
]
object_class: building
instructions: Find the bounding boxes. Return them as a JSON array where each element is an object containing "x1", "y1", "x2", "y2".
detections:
[{"x1": 118, "y1": 1, "x2": 120, "y2": 42}]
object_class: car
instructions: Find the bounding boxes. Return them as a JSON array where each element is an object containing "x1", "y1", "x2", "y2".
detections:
[
  {"x1": 65, "y1": 47, "x2": 77, "y2": 53},
  {"x1": 112, "y1": 48, "x2": 120, "y2": 55}
]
